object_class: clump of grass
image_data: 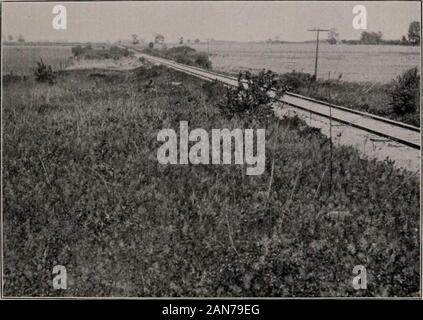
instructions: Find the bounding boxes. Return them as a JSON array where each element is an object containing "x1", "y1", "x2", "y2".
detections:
[{"x1": 34, "y1": 58, "x2": 56, "y2": 84}]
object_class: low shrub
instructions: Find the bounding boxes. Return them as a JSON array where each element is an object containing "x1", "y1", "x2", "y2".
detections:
[
  {"x1": 194, "y1": 53, "x2": 212, "y2": 69},
  {"x1": 173, "y1": 53, "x2": 193, "y2": 65},
  {"x1": 389, "y1": 67, "x2": 420, "y2": 115},
  {"x1": 34, "y1": 58, "x2": 56, "y2": 84},
  {"x1": 219, "y1": 70, "x2": 287, "y2": 125},
  {"x1": 279, "y1": 71, "x2": 313, "y2": 92}
]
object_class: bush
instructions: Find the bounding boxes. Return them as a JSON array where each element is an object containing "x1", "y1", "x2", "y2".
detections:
[
  {"x1": 389, "y1": 67, "x2": 420, "y2": 115},
  {"x1": 173, "y1": 53, "x2": 193, "y2": 66},
  {"x1": 279, "y1": 71, "x2": 313, "y2": 93},
  {"x1": 219, "y1": 70, "x2": 287, "y2": 124},
  {"x1": 34, "y1": 58, "x2": 56, "y2": 84},
  {"x1": 194, "y1": 53, "x2": 212, "y2": 69}
]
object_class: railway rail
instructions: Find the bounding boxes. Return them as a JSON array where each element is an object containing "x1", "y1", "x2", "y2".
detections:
[{"x1": 126, "y1": 46, "x2": 421, "y2": 150}]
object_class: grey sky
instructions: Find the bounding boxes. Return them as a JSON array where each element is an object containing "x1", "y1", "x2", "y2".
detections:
[{"x1": 3, "y1": 1, "x2": 421, "y2": 43}]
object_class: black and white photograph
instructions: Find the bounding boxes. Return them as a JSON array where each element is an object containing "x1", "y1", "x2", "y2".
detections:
[{"x1": 0, "y1": 0, "x2": 421, "y2": 301}]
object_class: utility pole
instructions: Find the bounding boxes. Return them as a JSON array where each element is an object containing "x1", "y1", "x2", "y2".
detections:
[
  {"x1": 307, "y1": 28, "x2": 329, "y2": 80},
  {"x1": 308, "y1": 28, "x2": 331, "y2": 196}
]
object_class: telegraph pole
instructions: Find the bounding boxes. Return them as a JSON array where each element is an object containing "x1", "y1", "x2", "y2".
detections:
[
  {"x1": 308, "y1": 28, "x2": 331, "y2": 195},
  {"x1": 307, "y1": 28, "x2": 329, "y2": 80}
]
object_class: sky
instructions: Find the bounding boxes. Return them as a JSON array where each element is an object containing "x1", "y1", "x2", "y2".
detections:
[{"x1": 2, "y1": 1, "x2": 421, "y2": 43}]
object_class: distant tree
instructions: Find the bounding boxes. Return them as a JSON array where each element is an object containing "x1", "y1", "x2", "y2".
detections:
[
  {"x1": 360, "y1": 31, "x2": 382, "y2": 44},
  {"x1": 327, "y1": 28, "x2": 339, "y2": 45},
  {"x1": 401, "y1": 35, "x2": 408, "y2": 44},
  {"x1": 8, "y1": 35, "x2": 13, "y2": 41},
  {"x1": 17, "y1": 34, "x2": 25, "y2": 43},
  {"x1": 179, "y1": 37, "x2": 184, "y2": 45},
  {"x1": 154, "y1": 33, "x2": 165, "y2": 44},
  {"x1": 194, "y1": 38, "x2": 200, "y2": 44},
  {"x1": 408, "y1": 21, "x2": 420, "y2": 45},
  {"x1": 131, "y1": 34, "x2": 139, "y2": 45},
  {"x1": 148, "y1": 42, "x2": 154, "y2": 49}
]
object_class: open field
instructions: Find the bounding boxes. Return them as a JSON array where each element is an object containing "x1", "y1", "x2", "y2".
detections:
[
  {"x1": 3, "y1": 64, "x2": 420, "y2": 297},
  {"x1": 189, "y1": 42, "x2": 420, "y2": 83},
  {"x1": 3, "y1": 45, "x2": 74, "y2": 75}
]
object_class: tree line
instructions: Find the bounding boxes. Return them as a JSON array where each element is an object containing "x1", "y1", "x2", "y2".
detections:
[{"x1": 332, "y1": 21, "x2": 420, "y2": 46}]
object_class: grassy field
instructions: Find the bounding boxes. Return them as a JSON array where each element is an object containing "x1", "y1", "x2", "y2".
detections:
[
  {"x1": 3, "y1": 45, "x2": 74, "y2": 75},
  {"x1": 3, "y1": 63, "x2": 420, "y2": 297}
]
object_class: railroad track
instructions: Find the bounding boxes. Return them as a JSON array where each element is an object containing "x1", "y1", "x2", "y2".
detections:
[{"x1": 126, "y1": 46, "x2": 421, "y2": 150}]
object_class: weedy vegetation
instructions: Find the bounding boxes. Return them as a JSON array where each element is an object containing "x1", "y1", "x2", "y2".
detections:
[
  {"x1": 34, "y1": 58, "x2": 56, "y2": 84},
  {"x1": 3, "y1": 45, "x2": 72, "y2": 75},
  {"x1": 279, "y1": 69, "x2": 420, "y2": 127},
  {"x1": 389, "y1": 67, "x2": 420, "y2": 117},
  {"x1": 219, "y1": 70, "x2": 286, "y2": 124},
  {"x1": 2, "y1": 61, "x2": 420, "y2": 297}
]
